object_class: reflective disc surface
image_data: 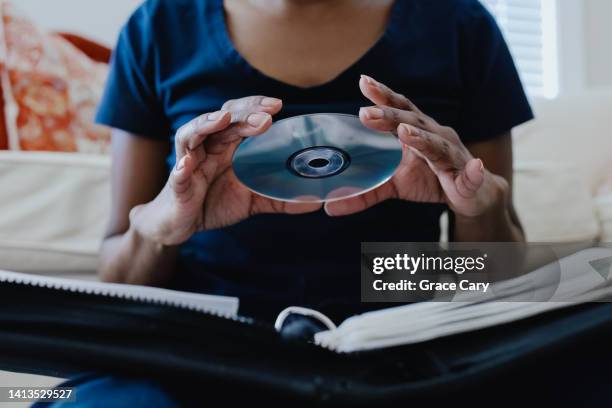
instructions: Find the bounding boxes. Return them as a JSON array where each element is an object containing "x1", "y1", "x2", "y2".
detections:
[{"x1": 232, "y1": 113, "x2": 403, "y2": 203}]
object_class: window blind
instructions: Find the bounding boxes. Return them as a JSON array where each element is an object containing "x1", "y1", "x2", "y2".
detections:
[{"x1": 482, "y1": 0, "x2": 557, "y2": 97}]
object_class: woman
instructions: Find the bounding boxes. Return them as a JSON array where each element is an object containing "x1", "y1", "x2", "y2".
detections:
[{"x1": 57, "y1": 0, "x2": 532, "y2": 404}]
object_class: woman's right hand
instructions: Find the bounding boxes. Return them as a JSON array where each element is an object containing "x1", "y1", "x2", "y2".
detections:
[{"x1": 130, "y1": 96, "x2": 322, "y2": 246}]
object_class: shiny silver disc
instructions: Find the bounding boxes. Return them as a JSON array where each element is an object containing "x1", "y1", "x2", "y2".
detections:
[{"x1": 232, "y1": 113, "x2": 403, "y2": 203}]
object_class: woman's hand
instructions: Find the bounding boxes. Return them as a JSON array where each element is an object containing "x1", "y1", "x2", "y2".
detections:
[
  {"x1": 131, "y1": 96, "x2": 321, "y2": 246},
  {"x1": 325, "y1": 75, "x2": 509, "y2": 218}
]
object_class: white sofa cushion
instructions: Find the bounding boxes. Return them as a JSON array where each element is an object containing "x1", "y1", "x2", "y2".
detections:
[
  {"x1": 513, "y1": 89, "x2": 612, "y2": 243},
  {"x1": 513, "y1": 162, "x2": 600, "y2": 243},
  {"x1": 0, "y1": 151, "x2": 110, "y2": 274},
  {"x1": 514, "y1": 89, "x2": 612, "y2": 194}
]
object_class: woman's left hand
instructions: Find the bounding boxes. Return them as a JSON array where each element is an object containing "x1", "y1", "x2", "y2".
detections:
[{"x1": 325, "y1": 75, "x2": 509, "y2": 218}]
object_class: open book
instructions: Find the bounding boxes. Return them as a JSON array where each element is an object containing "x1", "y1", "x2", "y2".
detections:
[
  {"x1": 314, "y1": 247, "x2": 612, "y2": 352},
  {"x1": 1, "y1": 247, "x2": 611, "y2": 354}
]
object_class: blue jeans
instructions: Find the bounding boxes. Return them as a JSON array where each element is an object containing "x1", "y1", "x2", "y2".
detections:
[{"x1": 32, "y1": 375, "x2": 180, "y2": 408}]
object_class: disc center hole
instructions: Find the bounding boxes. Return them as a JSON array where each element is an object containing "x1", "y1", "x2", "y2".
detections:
[{"x1": 308, "y1": 158, "x2": 329, "y2": 168}]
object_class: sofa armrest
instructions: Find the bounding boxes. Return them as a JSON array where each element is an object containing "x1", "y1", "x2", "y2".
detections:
[{"x1": 0, "y1": 151, "x2": 110, "y2": 274}]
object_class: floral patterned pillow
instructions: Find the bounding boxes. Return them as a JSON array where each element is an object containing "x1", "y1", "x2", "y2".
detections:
[{"x1": 0, "y1": 1, "x2": 110, "y2": 153}]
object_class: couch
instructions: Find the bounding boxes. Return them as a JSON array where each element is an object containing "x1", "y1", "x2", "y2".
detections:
[{"x1": 1, "y1": 88, "x2": 611, "y2": 277}]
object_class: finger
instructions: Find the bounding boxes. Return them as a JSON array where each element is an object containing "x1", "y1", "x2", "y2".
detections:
[
  {"x1": 222, "y1": 96, "x2": 283, "y2": 116},
  {"x1": 324, "y1": 183, "x2": 395, "y2": 217},
  {"x1": 359, "y1": 75, "x2": 420, "y2": 112},
  {"x1": 176, "y1": 97, "x2": 282, "y2": 158},
  {"x1": 205, "y1": 97, "x2": 282, "y2": 150},
  {"x1": 283, "y1": 201, "x2": 324, "y2": 215},
  {"x1": 175, "y1": 110, "x2": 232, "y2": 159},
  {"x1": 455, "y1": 158, "x2": 485, "y2": 199},
  {"x1": 212, "y1": 111, "x2": 273, "y2": 140},
  {"x1": 359, "y1": 105, "x2": 434, "y2": 133},
  {"x1": 398, "y1": 124, "x2": 461, "y2": 171},
  {"x1": 251, "y1": 194, "x2": 322, "y2": 216},
  {"x1": 204, "y1": 111, "x2": 274, "y2": 154}
]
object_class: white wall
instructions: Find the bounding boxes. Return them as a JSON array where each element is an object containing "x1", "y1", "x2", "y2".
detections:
[
  {"x1": 584, "y1": 0, "x2": 612, "y2": 88},
  {"x1": 15, "y1": 0, "x2": 142, "y2": 46},
  {"x1": 555, "y1": 0, "x2": 586, "y2": 94}
]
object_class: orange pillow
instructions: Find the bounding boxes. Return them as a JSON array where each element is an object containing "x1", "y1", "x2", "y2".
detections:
[
  {"x1": 57, "y1": 32, "x2": 112, "y2": 65},
  {"x1": 0, "y1": 1, "x2": 111, "y2": 153}
]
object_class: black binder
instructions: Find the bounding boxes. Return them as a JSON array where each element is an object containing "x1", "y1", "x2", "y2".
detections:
[{"x1": 2, "y1": 280, "x2": 612, "y2": 406}]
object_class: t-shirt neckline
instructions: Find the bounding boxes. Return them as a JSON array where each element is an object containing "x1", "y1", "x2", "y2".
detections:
[{"x1": 210, "y1": 0, "x2": 403, "y2": 92}]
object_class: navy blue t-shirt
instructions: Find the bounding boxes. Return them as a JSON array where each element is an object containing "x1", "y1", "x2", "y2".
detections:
[{"x1": 96, "y1": 0, "x2": 533, "y2": 320}]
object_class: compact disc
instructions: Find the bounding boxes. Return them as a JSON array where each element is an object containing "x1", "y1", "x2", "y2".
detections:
[{"x1": 232, "y1": 113, "x2": 403, "y2": 203}]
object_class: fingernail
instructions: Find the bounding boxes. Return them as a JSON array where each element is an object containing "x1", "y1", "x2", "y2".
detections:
[
  {"x1": 478, "y1": 159, "x2": 485, "y2": 172},
  {"x1": 260, "y1": 97, "x2": 281, "y2": 107},
  {"x1": 360, "y1": 74, "x2": 376, "y2": 85},
  {"x1": 362, "y1": 107, "x2": 384, "y2": 120},
  {"x1": 176, "y1": 156, "x2": 186, "y2": 171},
  {"x1": 247, "y1": 112, "x2": 270, "y2": 127},
  {"x1": 207, "y1": 111, "x2": 225, "y2": 121},
  {"x1": 400, "y1": 123, "x2": 412, "y2": 135}
]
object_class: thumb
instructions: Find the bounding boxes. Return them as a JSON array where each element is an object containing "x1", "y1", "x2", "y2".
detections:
[
  {"x1": 170, "y1": 155, "x2": 195, "y2": 196},
  {"x1": 455, "y1": 158, "x2": 485, "y2": 199},
  {"x1": 250, "y1": 194, "x2": 322, "y2": 216},
  {"x1": 324, "y1": 183, "x2": 395, "y2": 217}
]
